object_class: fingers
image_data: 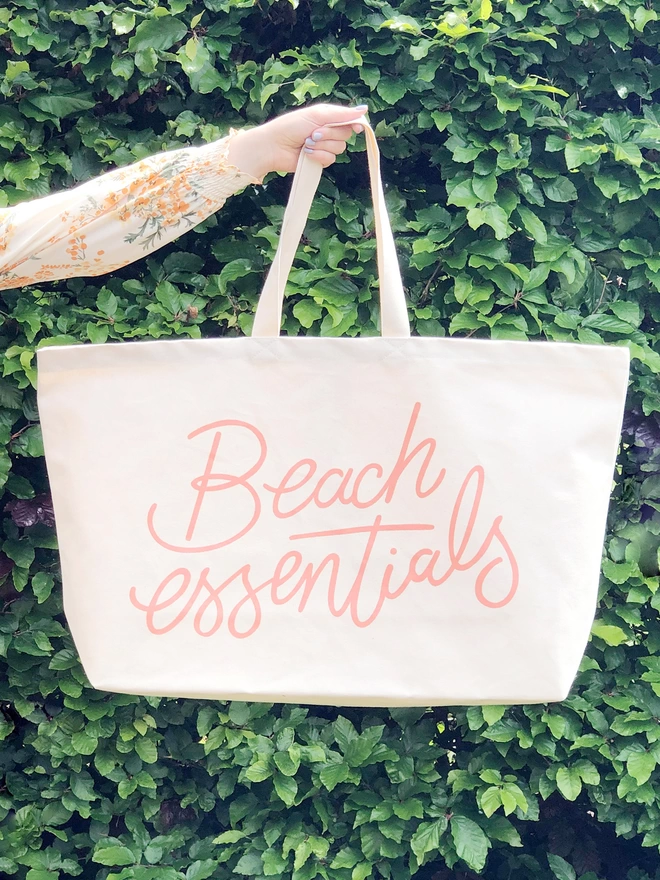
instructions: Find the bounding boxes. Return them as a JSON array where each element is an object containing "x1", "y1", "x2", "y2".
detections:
[{"x1": 303, "y1": 137, "x2": 348, "y2": 167}]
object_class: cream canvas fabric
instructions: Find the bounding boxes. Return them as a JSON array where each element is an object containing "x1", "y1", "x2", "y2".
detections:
[{"x1": 37, "y1": 120, "x2": 630, "y2": 706}]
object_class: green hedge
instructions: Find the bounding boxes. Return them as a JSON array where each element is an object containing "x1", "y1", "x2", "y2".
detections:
[{"x1": 2, "y1": 0, "x2": 660, "y2": 878}]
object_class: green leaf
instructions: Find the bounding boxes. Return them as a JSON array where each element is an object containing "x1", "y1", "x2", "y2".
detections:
[
  {"x1": 334, "y1": 716, "x2": 358, "y2": 751},
  {"x1": 591, "y1": 621, "x2": 628, "y2": 645},
  {"x1": 135, "y1": 738, "x2": 158, "y2": 764},
  {"x1": 467, "y1": 204, "x2": 512, "y2": 239},
  {"x1": 516, "y1": 205, "x2": 547, "y2": 244},
  {"x1": 71, "y1": 729, "x2": 98, "y2": 755},
  {"x1": 319, "y1": 763, "x2": 349, "y2": 791},
  {"x1": 548, "y1": 854, "x2": 576, "y2": 880},
  {"x1": 112, "y1": 11, "x2": 136, "y2": 34},
  {"x1": 627, "y1": 750, "x2": 656, "y2": 785},
  {"x1": 542, "y1": 176, "x2": 578, "y2": 202},
  {"x1": 233, "y1": 851, "x2": 264, "y2": 875},
  {"x1": 97, "y1": 288, "x2": 118, "y2": 317},
  {"x1": 21, "y1": 92, "x2": 97, "y2": 121},
  {"x1": 92, "y1": 840, "x2": 135, "y2": 866},
  {"x1": 482, "y1": 705, "x2": 506, "y2": 726},
  {"x1": 213, "y1": 830, "x2": 246, "y2": 844},
  {"x1": 555, "y1": 766, "x2": 582, "y2": 801},
  {"x1": 111, "y1": 55, "x2": 135, "y2": 80},
  {"x1": 273, "y1": 772, "x2": 297, "y2": 806},
  {"x1": 564, "y1": 141, "x2": 607, "y2": 169},
  {"x1": 11, "y1": 426, "x2": 44, "y2": 457},
  {"x1": 273, "y1": 747, "x2": 300, "y2": 777},
  {"x1": 3, "y1": 539, "x2": 34, "y2": 570},
  {"x1": 376, "y1": 77, "x2": 407, "y2": 104},
  {"x1": 71, "y1": 771, "x2": 96, "y2": 801},
  {"x1": 450, "y1": 815, "x2": 490, "y2": 872},
  {"x1": 292, "y1": 299, "x2": 322, "y2": 329},
  {"x1": 128, "y1": 16, "x2": 188, "y2": 52},
  {"x1": 480, "y1": 786, "x2": 502, "y2": 817},
  {"x1": 593, "y1": 173, "x2": 620, "y2": 198},
  {"x1": 612, "y1": 142, "x2": 643, "y2": 167},
  {"x1": 3, "y1": 158, "x2": 41, "y2": 189},
  {"x1": 393, "y1": 798, "x2": 424, "y2": 820},
  {"x1": 187, "y1": 860, "x2": 218, "y2": 880},
  {"x1": 410, "y1": 818, "x2": 446, "y2": 860},
  {"x1": 155, "y1": 281, "x2": 182, "y2": 316}
]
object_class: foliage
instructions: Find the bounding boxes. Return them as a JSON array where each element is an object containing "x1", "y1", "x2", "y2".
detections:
[{"x1": 2, "y1": 0, "x2": 660, "y2": 878}]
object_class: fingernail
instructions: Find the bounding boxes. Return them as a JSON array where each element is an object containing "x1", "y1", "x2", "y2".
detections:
[
  {"x1": 312, "y1": 130, "x2": 323, "y2": 141},
  {"x1": 304, "y1": 147, "x2": 314, "y2": 153},
  {"x1": 355, "y1": 124, "x2": 364, "y2": 133},
  {"x1": 305, "y1": 137, "x2": 315, "y2": 147},
  {"x1": 354, "y1": 104, "x2": 368, "y2": 111}
]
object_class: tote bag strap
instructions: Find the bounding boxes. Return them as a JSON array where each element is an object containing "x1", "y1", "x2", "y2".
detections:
[{"x1": 251, "y1": 118, "x2": 410, "y2": 339}]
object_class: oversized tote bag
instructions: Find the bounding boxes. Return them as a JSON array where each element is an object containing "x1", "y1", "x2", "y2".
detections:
[{"x1": 37, "y1": 119, "x2": 630, "y2": 706}]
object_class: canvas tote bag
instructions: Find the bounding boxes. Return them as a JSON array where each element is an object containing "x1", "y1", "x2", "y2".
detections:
[{"x1": 37, "y1": 119, "x2": 630, "y2": 707}]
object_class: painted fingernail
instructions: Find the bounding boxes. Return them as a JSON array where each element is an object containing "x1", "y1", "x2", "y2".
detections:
[
  {"x1": 355, "y1": 104, "x2": 368, "y2": 111},
  {"x1": 305, "y1": 137, "x2": 315, "y2": 147},
  {"x1": 304, "y1": 147, "x2": 314, "y2": 153},
  {"x1": 312, "y1": 130, "x2": 323, "y2": 141}
]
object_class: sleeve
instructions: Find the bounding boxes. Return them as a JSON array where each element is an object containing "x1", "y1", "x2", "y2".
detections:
[{"x1": 0, "y1": 128, "x2": 263, "y2": 291}]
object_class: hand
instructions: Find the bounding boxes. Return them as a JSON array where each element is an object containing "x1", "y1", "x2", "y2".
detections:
[{"x1": 227, "y1": 102, "x2": 368, "y2": 182}]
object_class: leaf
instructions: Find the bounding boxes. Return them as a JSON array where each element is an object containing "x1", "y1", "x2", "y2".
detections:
[
  {"x1": 564, "y1": 141, "x2": 607, "y2": 169},
  {"x1": 376, "y1": 77, "x2": 407, "y2": 104},
  {"x1": 555, "y1": 767, "x2": 582, "y2": 801},
  {"x1": 593, "y1": 173, "x2": 620, "y2": 198},
  {"x1": 482, "y1": 705, "x2": 506, "y2": 726},
  {"x1": 627, "y1": 750, "x2": 656, "y2": 785},
  {"x1": 3, "y1": 158, "x2": 41, "y2": 189},
  {"x1": 70, "y1": 771, "x2": 96, "y2": 801},
  {"x1": 273, "y1": 747, "x2": 300, "y2": 776},
  {"x1": 128, "y1": 16, "x2": 188, "y2": 52},
  {"x1": 450, "y1": 815, "x2": 490, "y2": 872},
  {"x1": 155, "y1": 281, "x2": 182, "y2": 316},
  {"x1": 273, "y1": 773, "x2": 297, "y2": 806},
  {"x1": 319, "y1": 763, "x2": 349, "y2": 791},
  {"x1": 467, "y1": 204, "x2": 512, "y2": 239},
  {"x1": 71, "y1": 729, "x2": 98, "y2": 755},
  {"x1": 111, "y1": 55, "x2": 135, "y2": 80},
  {"x1": 135, "y1": 738, "x2": 158, "y2": 764},
  {"x1": 516, "y1": 205, "x2": 547, "y2": 244},
  {"x1": 11, "y1": 426, "x2": 44, "y2": 457},
  {"x1": 480, "y1": 786, "x2": 502, "y2": 817},
  {"x1": 292, "y1": 299, "x2": 322, "y2": 328},
  {"x1": 410, "y1": 818, "x2": 446, "y2": 860},
  {"x1": 112, "y1": 11, "x2": 136, "y2": 34},
  {"x1": 612, "y1": 142, "x2": 643, "y2": 166},
  {"x1": 548, "y1": 853, "x2": 576, "y2": 880},
  {"x1": 213, "y1": 830, "x2": 246, "y2": 844},
  {"x1": 591, "y1": 621, "x2": 628, "y2": 646},
  {"x1": 187, "y1": 860, "x2": 218, "y2": 880},
  {"x1": 393, "y1": 798, "x2": 424, "y2": 820},
  {"x1": 3, "y1": 539, "x2": 34, "y2": 570},
  {"x1": 334, "y1": 716, "x2": 358, "y2": 751},
  {"x1": 233, "y1": 851, "x2": 264, "y2": 875},
  {"x1": 92, "y1": 840, "x2": 135, "y2": 866},
  {"x1": 542, "y1": 176, "x2": 578, "y2": 202},
  {"x1": 487, "y1": 816, "x2": 522, "y2": 847},
  {"x1": 97, "y1": 288, "x2": 118, "y2": 317},
  {"x1": 21, "y1": 92, "x2": 97, "y2": 121}
]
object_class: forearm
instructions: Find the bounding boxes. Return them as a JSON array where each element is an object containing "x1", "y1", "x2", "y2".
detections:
[{"x1": 0, "y1": 129, "x2": 262, "y2": 292}]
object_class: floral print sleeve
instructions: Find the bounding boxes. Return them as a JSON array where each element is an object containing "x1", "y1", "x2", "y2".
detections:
[{"x1": 0, "y1": 128, "x2": 263, "y2": 291}]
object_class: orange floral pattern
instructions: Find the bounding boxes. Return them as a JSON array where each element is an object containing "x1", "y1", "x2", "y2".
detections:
[{"x1": 0, "y1": 129, "x2": 262, "y2": 291}]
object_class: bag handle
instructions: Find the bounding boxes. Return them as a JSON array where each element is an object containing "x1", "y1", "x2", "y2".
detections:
[{"x1": 251, "y1": 118, "x2": 410, "y2": 338}]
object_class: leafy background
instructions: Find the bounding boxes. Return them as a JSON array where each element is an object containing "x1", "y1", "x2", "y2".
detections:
[{"x1": 1, "y1": 0, "x2": 660, "y2": 878}]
